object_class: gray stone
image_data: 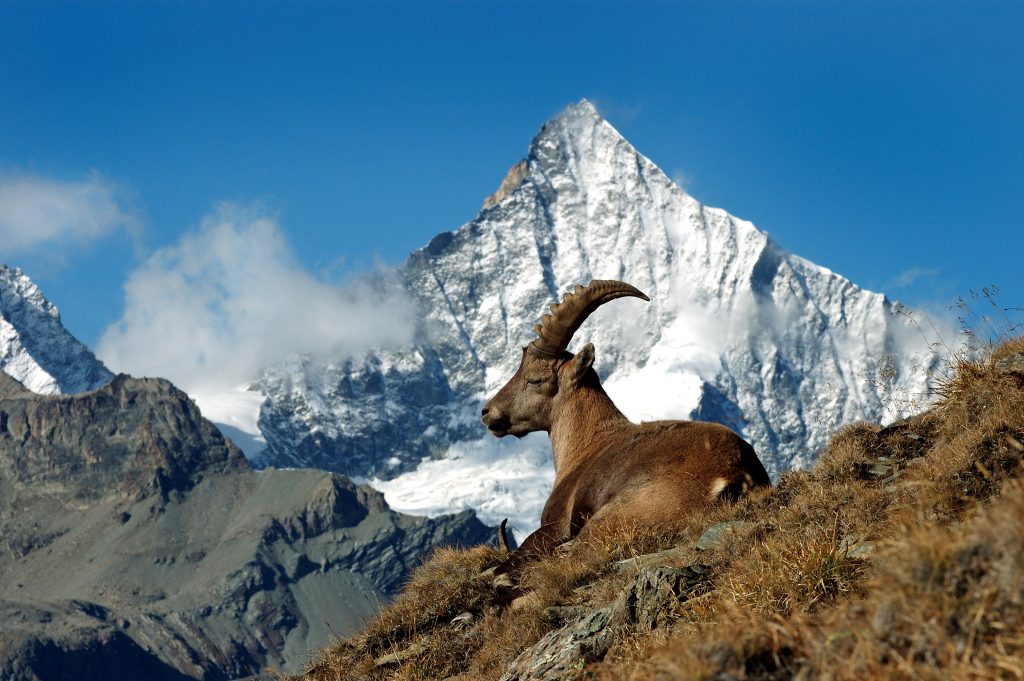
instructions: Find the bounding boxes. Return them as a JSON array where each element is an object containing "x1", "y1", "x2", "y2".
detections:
[
  {"x1": 499, "y1": 607, "x2": 614, "y2": 681},
  {"x1": 696, "y1": 521, "x2": 750, "y2": 551},
  {"x1": 612, "y1": 545, "x2": 696, "y2": 572},
  {"x1": 839, "y1": 534, "x2": 876, "y2": 558},
  {"x1": 611, "y1": 566, "x2": 711, "y2": 630},
  {"x1": 995, "y1": 352, "x2": 1024, "y2": 376},
  {"x1": 500, "y1": 565, "x2": 711, "y2": 680}
]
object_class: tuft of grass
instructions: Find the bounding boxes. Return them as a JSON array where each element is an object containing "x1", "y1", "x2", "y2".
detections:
[{"x1": 725, "y1": 517, "x2": 869, "y2": 617}]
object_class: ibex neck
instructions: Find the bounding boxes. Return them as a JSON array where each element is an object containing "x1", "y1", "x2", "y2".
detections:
[{"x1": 549, "y1": 382, "x2": 628, "y2": 478}]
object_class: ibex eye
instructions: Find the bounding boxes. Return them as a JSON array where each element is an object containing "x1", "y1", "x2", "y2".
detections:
[{"x1": 526, "y1": 377, "x2": 543, "y2": 385}]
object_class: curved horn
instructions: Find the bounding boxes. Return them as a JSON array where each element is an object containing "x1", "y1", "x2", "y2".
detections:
[
  {"x1": 528, "y1": 280, "x2": 650, "y2": 359},
  {"x1": 497, "y1": 518, "x2": 510, "y2": 553}
]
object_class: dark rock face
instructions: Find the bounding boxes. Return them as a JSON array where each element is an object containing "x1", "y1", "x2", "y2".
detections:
[
  {"x1": 0, "y1": 601, "x2": 194, "y2": 681},
  {"x1": 0, "y1": 373, "x2": 492, "y2": 680},
  {"x1": 0, "y1": 373, "x2": 247, "y2": 502}
]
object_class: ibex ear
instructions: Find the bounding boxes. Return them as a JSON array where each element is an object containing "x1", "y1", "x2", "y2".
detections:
[{"x1": 568, "y1": 343, "x2": 595, "y2": 384}]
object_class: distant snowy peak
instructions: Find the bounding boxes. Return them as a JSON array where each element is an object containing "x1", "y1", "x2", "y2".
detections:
[
  {"x1": 0, "y1": 265, "x2": 114, "y2": 395},
  {"x1": 253, "y1": 99, "x2": 935, "y2": 528}
]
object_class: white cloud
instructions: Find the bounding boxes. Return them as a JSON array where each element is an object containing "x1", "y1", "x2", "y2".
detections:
[
  {"x1": 0, "y1": 171, "x2": 140, "y2": 254},
  {"x1": 893, "y1": 266, "x2": 941, "y2": 288},
  {"x1": 671, "y1": 169, "x2": 694, "y2": 191},
  {"x1": 97, "y1": 203, "x2": 417, "y2": 394}
]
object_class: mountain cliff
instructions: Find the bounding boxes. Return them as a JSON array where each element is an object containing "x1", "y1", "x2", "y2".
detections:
[
  {"x1": 251, "y1": 101, "x2": 934, "y2": 532},
  {"x1": 0, "y1": 369, "x2": 491, "y2": 679}
]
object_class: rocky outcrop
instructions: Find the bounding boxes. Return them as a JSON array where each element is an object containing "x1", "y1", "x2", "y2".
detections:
[
  {"x1": 255, "y1": 346, "x2": 461, "y2": 476},
  {"x1": 0, "y1": 600, "x2": 194, "y2": 681},
  {"x1": 0, "y1": 373, "x2": 247, "y2": 502},
  {"x1": 0, "y1": 372, "x2": 492, "y2": 679},
  {"x1": 482, "y1": 159, "x2": 529, "y2": 209},
  {"x1": 500, "y1": 565, "x2": 712, "y2": 681}
]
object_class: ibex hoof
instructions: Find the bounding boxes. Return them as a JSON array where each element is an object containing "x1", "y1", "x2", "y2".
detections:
[
  {"x1": 450, "y1": 611, "x2": 474, "y2": 626},
  {"x1": 492, "y1": 573, "x2": 515, "y2": 590},
  {"x1": 555, "y1": 539, "x2": 578, "y2": 555}
]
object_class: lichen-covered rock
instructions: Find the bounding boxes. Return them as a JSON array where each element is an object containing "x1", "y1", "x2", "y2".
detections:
[
  {"x1": 696, "y1": 521, "x2": 751, "y2": 551},
  {"x1": 500, "y1": 607, "x2": 614, "y2": 681},
  {"x1": 501, "y1": 565, "x2": 711, "y2": 680},
  {"x1": 611, "y1": 565, "x2": 711, "y2": 631}
]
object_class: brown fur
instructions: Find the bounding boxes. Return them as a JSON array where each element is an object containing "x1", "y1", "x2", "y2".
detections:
[{"x1": 482, "y1": 340, "x2": 770, "y2": 585}]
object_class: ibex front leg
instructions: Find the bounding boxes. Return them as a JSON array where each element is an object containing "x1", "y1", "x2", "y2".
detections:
[{"x1": 491, "y1": 520, "x2": 570, "y2": 592}]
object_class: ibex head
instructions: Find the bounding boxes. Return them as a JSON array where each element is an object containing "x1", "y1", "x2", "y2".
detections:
[{"x1": 481, "y1": 280, "x2": 649, "y2": 437}]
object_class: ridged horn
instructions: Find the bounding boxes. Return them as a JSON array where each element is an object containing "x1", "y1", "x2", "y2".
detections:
[
  {"x1": 497, "y1": 518, "x2": 510, "y2": 553},
  {"x1": 528, "y1": 280, "x2": 650, "y2": 359}
]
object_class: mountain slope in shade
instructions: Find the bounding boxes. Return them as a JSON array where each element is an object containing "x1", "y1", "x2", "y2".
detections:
[
  {"x1": 249, "y1": 100, "x2": 935, "y2": 533},
  {"x1": 1, "y1": 265, "x2": 114, "y2": 395}
]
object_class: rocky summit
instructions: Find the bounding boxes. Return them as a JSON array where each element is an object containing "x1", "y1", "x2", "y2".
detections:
[{"x1": 0, "y1": 371, "x2": 491, "y2": 680}]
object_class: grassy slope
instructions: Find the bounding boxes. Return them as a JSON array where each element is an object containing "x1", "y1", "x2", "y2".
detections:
[{"x1": 289, "y1": 338, "x2": 1024, "y2": 680}]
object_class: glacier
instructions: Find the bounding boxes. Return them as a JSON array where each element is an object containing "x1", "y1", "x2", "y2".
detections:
[{"x1": 247, "y1": 100, "x2": 938, "y2": 535}]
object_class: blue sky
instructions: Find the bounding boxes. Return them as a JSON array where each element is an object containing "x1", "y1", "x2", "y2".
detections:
[{"x1": 2, "y1": 1, "x2": 1022, "y2": 352}]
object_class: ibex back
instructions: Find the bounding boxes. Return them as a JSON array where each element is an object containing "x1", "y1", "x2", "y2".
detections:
[{"x1": 481, "y1": 280, "x2": 770, "y2": 586}]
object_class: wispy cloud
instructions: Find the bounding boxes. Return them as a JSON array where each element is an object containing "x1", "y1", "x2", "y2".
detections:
[
  {"x1": 671, "y1": 169, "x2": 694, "y2": 192},
  {"x1": 0, "y1": 171, "x2": 140, "y2": 255},
  {"x1": 97, "y1": 203, "x2": 417, "y2": 393},
  {"x1": 893, "y1": 266, "x2": 941, "y2": 289},
  {"x1": 587, "y1": 97, "x2": 643, "y2": 126}
]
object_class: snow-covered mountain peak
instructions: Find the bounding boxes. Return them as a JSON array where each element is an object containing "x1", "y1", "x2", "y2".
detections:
[
  {"x1": 544, "y1": 98, "x2": 608, "y2": 141},
  {"x1": 250, "y1": 102, "x2": 937, "y2": 533},
  {"x1": 1, "y1": 266, "x2": 59, "y2": 319},
  {"x1": 564, "y1": 97, "x2": 600, "y2": 117},
  {"x1": 0, "y1": 265, "x2": 114, "y2": 395}
]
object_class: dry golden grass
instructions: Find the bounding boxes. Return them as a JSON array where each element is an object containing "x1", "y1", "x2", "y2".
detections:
[{"x1": 289, "y1": 336, "x2": 1024, "y2": 681}]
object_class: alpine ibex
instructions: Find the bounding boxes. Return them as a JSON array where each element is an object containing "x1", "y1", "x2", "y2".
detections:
[{"x1": 481, "y1": 280, "x2": 770, "y2": 586}]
